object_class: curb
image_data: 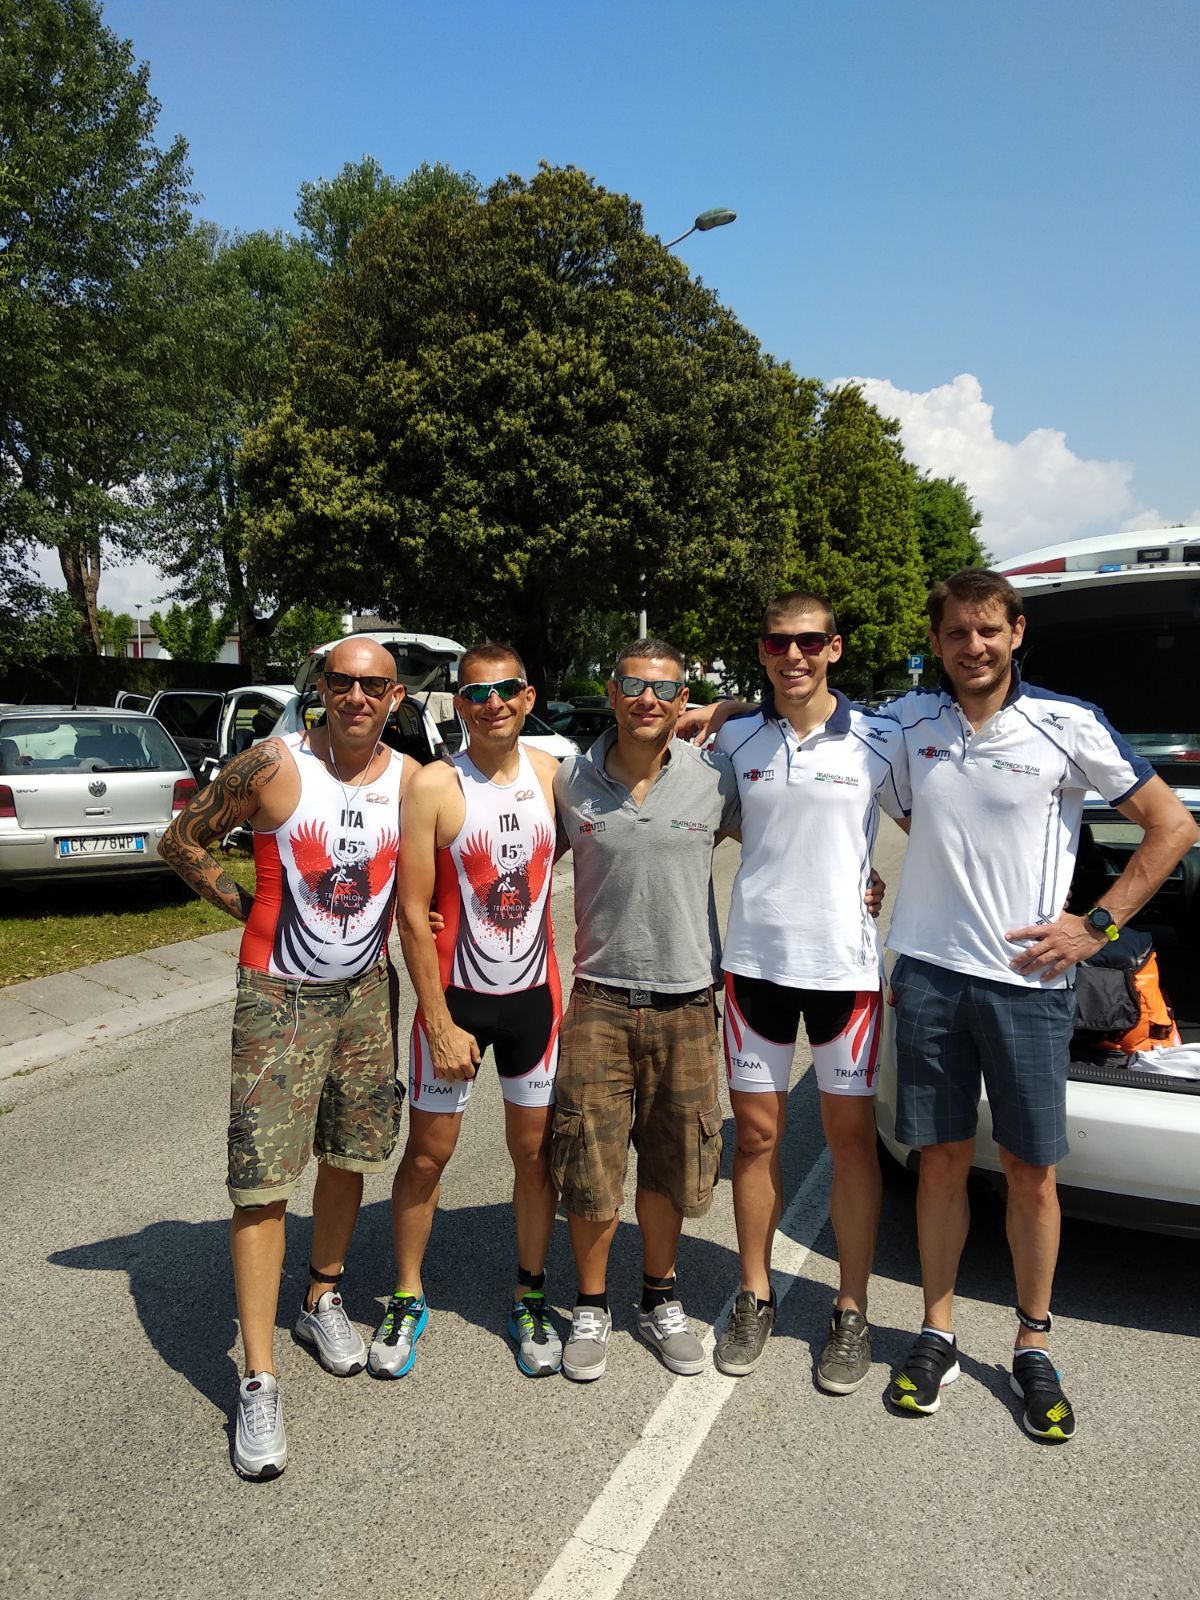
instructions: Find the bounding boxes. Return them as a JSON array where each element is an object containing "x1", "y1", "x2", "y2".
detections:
[{"x1": 1, "y1": 975, "x2": 234, "y2": 1083}]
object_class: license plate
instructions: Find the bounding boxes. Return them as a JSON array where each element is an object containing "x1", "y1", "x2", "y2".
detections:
[{"x1": 56, "y1": 834, "x2": 147, "y2": 857}]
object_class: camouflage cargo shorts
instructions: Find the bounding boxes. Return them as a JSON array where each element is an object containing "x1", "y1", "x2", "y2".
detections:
[
  {"x1": 227, "y1": 961, "x2": 402, "y2": 1208},
  {"x1": 550, "y1": 980, "x2": 724, "y2": 1222}
]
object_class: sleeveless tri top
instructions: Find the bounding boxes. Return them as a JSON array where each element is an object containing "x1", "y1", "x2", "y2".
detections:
[
  {"x1": 240, "y1": 733, "x2": 405, "y2": 981},
  {"x1": 432, "y1": 746, "x2": 556, "y2": 994}
]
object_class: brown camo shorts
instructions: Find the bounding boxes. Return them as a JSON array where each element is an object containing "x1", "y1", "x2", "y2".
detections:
[
  {"x1": 227, "y1": 961, "x2": 402, "y2": 1208},
  {"x1": 550, "y1": 980, "x2": 724, "y2": 1222}
]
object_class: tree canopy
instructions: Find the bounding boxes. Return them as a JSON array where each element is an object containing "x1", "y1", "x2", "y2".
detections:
[
  {"x1": 243, "y1": 163, "x2": 792, "y2": 699},
  {"x1": 149, "y1": 600, "x2": 229, "y2": 663},
  {"x1": 0, "y1": 0, "x2": 196, "y2": 651},
  {"x1": 295, "y1": 156, "x2": 480, "y2": 271}
]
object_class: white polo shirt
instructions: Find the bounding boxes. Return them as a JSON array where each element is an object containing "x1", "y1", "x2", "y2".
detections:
[
  {"x1": 884, "y1": 671, "x2": 1153, "y2": 989},
  {"x1": 715, "y1": 692, "x2": 907, "y2": 988}
]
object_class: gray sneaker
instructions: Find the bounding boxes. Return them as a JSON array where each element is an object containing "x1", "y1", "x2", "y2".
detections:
[
  {"x1": 294, "y1": 1289, "x2": 367, "y2": 1376},
  {"x1": 715, "y1": 1289, "x2": 776, "y2": 1376},
  {"x1": 637, "y1": 1299, "x2": 705, "y2": 1376},
  {"x1": 234, "y1": 1372, "x2": 287, "y2": 1480},
  {"x1": 562, "y1": 1304, "x2": 612, "y2": 1381},
  {"x1": 816, "y1": 1307, "x2": 872, "y2": 1394}
]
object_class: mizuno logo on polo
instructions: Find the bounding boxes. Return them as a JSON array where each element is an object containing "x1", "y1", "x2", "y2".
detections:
[
  {"x1": 992, "y1": 760, "x2": 1041, "y2": 776},
  {"x1": 742, "y1": 769, "x2": 775, "y2": 781},
  {"x1": 917, "y1": 746, "x2": 951, "y2": 761},
  {"x1": 1041, "y1": 713, "x2": 1066, "y2": 728},
  {"x1": 866, "y1": 727, "x2": 888, "y2": 741}
]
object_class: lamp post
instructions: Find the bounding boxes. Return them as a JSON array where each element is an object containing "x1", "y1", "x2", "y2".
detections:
[
  {"x1": 133, "y1": 604, "x2": 142, "y2": 660},
  {"x1": 663, "y1": 207, "x2": 737, "y2": 250}
]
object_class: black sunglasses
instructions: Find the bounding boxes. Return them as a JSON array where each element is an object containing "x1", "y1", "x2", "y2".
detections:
[
  {"x1": 458, "y1": 676, "x2": 528, "y2": 704},
  {"x1": 322, "y1": 670, "x2": 397, "y2": 698},
  {"x1": 762, "y1": 631, "x2": 834, "y2": 656},
  {"x1": 613, "y1": 675, "x2": 685, "y2": 702}
]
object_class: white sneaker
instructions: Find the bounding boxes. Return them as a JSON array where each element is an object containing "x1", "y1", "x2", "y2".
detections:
[
  {"x1": 234, "y1": 1373, "x2": 287, "y2": 1480},
  {"x1": 294, "y1": 1290, "x2": 367, "y2": 1376}
]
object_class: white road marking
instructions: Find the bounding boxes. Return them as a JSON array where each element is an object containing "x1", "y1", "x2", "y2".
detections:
[{"x1": 529, "y1": 1147, "x2": 834, "y2": 1600}]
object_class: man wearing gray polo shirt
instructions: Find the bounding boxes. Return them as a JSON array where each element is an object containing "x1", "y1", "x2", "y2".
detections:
[{"x1": 551, "y1": 637, "x2": 740, "y2": 1380}]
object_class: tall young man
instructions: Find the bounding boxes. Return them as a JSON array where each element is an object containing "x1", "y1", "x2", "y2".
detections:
[
  {"x1": 160, "y1": 636, "x2": 413, "y2": 1480},
  {"x1": 370, "y1": 642, "x2": 564, "y2": 1380},
  {"x1": 551, "y1": 639, "x2": 740, "y2": 1380},
  {"x1": 884, "y1": 569, "x2": 1196, "y2": 1438},
  {"x1": 712, "y1": 593, "x2": 905, "y2": 1391}
]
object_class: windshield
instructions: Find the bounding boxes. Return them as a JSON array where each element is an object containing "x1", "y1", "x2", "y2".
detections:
[{"x1": 0, "y1": 716, "x2": 184, "y2": 773}]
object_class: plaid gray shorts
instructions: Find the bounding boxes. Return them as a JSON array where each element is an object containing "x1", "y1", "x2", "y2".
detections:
[{"x1": 891, "y1": 954, "x2": 1074, "y2": 1166}]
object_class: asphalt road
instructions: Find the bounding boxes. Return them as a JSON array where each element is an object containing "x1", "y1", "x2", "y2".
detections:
[{"x1": 3, "y1": 822, "x2": 1199, "y2": 1600}]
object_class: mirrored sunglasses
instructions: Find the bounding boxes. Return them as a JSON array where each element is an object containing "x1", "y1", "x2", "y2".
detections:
[
  {"x1": 458, "y1": 676, "x2": 528, "y2": 704},
  {"x1": 614, "y1": 675, "x2": 685, "y2": 702},
  {"x1": 762, "y1": 631, "x2": 833, "y2": 656},
  {"x1": 322, "y1": 670, "x2": 397, "y2": 698}
]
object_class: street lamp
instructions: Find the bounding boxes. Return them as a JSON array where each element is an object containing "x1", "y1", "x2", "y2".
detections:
[
  {"x1": 663, "y1": 207, "x2": 737, "y2": 250},
  {"x1": 133, "y1": 603, "x2": 142, "y2": 660}
]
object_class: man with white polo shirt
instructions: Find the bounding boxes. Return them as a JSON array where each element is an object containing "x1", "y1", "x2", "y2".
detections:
[
  {"x1": 711, "y1": 591, "x2": 906, "y2": 1391},
  {"x1": 884, "y1": 568, "x2": 1196, "y2": 1439}
]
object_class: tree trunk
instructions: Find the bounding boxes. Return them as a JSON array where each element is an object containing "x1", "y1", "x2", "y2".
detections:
[
  {"x1": 59, "y1": 539, "x2": 102, "y2": 654},
  {"x1": 512, "y1": 604, "x2": 553, "y2": 716}
]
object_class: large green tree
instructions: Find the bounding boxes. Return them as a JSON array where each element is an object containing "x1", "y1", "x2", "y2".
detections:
[
  {"x1": 242, "y1": 164, "x2": 792, "y2": 701},
  {"x1": 150, "y1": 163, "x2": 479, "y2": 676},
  {"x1": 146, "y1": 226, "x2": 321, "y2": 674},
  {"x1": 0, "y1": 0, "x2": 196, "y2": 652}
]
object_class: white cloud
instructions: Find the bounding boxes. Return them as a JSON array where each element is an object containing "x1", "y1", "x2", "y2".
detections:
[{"x1": 837, "y1": 372, "x2": 1156, "y2": 559}]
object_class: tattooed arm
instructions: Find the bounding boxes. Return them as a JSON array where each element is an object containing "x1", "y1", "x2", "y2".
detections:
[{"x1": 158, "y1": 740, "x2": 284, "y2": 922}]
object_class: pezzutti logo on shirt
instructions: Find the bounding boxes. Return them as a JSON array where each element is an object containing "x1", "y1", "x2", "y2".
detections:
[
  {"x1": 917, "y1": 746, "x2": 951, "y2": 761},
  {"x1": 742, "y1": 768, "x2": 775, "y2": 782}
]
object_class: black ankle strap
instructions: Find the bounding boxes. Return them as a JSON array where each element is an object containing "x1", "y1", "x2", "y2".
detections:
[
  {"x1": 1016, "y1": 1304, "x2": 1052, "y2": 1333},
  {"x1": 309, "y1": 1263, "x2": 344, "y2": 1286}
]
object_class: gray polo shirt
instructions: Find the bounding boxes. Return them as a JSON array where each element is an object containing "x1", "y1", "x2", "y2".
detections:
[{"x1": 554, "y1": 729, "x2": 741, "y2": 992}]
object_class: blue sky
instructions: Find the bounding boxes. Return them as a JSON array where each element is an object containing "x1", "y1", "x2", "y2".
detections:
[{"x1": 78, "y1": 0, "x2": 1200, "y2": 604}]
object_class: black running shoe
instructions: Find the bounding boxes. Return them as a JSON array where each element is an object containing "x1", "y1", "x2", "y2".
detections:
[
  {"x1": 1011, "y1": 1350, "x2": 1077, "y2": 1441},
  {"x1": 888, "y1": 1332, "x2": 961, "y2": 1414}
]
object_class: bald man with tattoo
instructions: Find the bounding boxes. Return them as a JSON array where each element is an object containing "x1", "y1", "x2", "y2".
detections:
[{"x1": 159, "y1": 636, "x2": 416, "y2": 1479}]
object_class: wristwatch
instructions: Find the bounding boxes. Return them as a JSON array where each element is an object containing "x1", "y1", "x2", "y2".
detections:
[{"x1": 1086, "y1": 905, "x2": 1119, "y2": 942}]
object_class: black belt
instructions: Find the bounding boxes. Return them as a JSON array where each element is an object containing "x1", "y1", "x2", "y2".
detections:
[{"x1": 578, "y1": 979, "x2": 711, "y2": 1010}]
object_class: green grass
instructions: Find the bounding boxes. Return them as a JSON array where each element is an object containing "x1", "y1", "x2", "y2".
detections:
[{"x1": 0, "y1": 850, "x2": 257, "y2": 987}]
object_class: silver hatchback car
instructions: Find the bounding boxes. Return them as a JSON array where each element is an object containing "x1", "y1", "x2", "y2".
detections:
[{"x1": 0, "y1": 707, "x2": 197, "y2": 888}]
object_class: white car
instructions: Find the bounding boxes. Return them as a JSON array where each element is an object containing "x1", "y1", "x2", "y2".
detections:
[
  {"x1": 875, "y1": 527, "x2": 1200, "y2": 1236},
  {"x1": 145, "y1": 683, "x2": 299, "y2": 783},
  {"x1": 0, "y1": 707, "x2": 196, "y2": 888}
]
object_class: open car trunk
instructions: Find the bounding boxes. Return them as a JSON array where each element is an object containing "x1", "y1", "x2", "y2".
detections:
[{"x1": 1018, "y1": 568, "x2": 1200, "y2": 1050}]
